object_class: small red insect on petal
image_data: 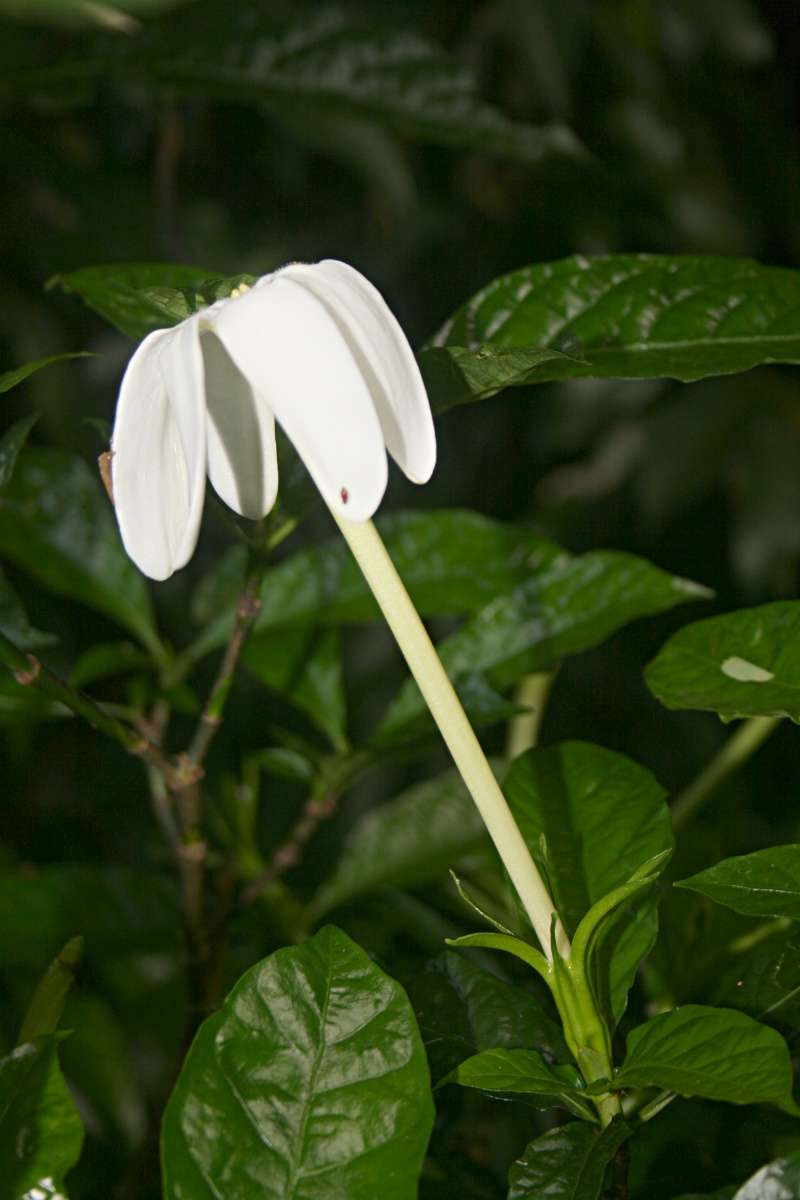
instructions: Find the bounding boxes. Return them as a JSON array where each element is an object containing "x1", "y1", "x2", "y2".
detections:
[{"x1": 340, "y1": 487, "x2": 349, "y2": 504}]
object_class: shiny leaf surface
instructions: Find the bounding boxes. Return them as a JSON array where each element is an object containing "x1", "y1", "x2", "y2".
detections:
[
  {"x1": 508, "y1": 1119, "x2": 630, "y2": 1200},
  {"x1": 678, "y1": 846, "x2": 800, "y2": 919},
  {"x1": 162, "y1": 925, "x2": 433, "y2": 1200},
  {"x1": 615, "y1": 1006, "x2": 799, "y2": 1112},
  {"x1": 425, "y1": 255, "x2": 800, "y2": 411},
  {"x1": 645, "y1": 602, "x2": 800, "y2": 721}
]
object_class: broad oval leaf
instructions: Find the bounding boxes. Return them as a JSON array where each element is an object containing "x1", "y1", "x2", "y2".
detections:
[
  {"x1": 190, "y1": 509, "x2": 560, "y2": 661},
  {"x1": 614, "y1": 1005, "x2": 798, "y2": 1112},
  {"x1": 162, "y1": 925, "x2": 433, "y2": 1200},
  {"x1": 504, "y1": 741, "x2": 672, "y2": 1021},
  {"x1": 310, "y1": 769, "x2": 489, "y2": 921},
  {"x1": 645, "y1": 602, "x2": 800, "y2": 721},
  {"x1": 376, "y1": 549, "x2": 709, "y2": 745},
  {"x1": 508, "y1": 1119, "x2": 630, "y2": 1200},
  {"x1": 406, "y1": 951, "x2": 568, "y2": 1082},
  {"x1": 243, "y1": 627, "x2": 347, "y2": 750},
  {"x1": 425, "y1": 255, "x2": 800, "y2": 411},
  {"x1": 677, "y1": 846, "x2": 800, "y2": 919},
  {"x1": 0, "y1": 449, "x2": 159, "y2": 656},
  {"x1": 453, "y1": 1047, "x2": 582, "y2": 1098},
  {"x1": 51, "y1": 264, "x2": 253, "y2": 341},
  {"x1": 713, "y1": 928, "x2": 800, "y2": 1032},
  {"x1": 0, "y1": 1038, "x2": 84, "y2": 1200}
]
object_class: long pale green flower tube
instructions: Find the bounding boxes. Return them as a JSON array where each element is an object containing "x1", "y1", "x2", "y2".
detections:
[{"x1": 333, "y1": 511, "x2": 569, "y2": 960}]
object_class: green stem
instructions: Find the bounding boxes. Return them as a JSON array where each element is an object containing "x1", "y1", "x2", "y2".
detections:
[
  {"x1": 0, "y1": 629, "x2": 175, "y2": 780},
  {"x1": 671, "y1": 715, "x2": 780, "y2": 832},
  {"x1": 333, "y1": 514, "x2": 568, "y2": 960},
  {"x1": 505, "y1": 670, "x2": 556, "y2": 760}
]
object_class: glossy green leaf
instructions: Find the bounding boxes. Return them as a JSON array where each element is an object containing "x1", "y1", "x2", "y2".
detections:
[
  {"x1": 0, "y1": 414, "x2": 38, "y2": 487},
  {"x1": 243, "y1": 627, "x2": 347, "y2": 750},
  {"x1": 18, "y1": 936, "x2": 83, "y2": 1044},
  {"x1": 0, "y1": 865, "x2": 180, "y2": 969},
  {"x1": 0, "y1": 567, "x2": 56, "y2": 650},
  {"x1": 614, "y1": 1005, "x2": 799, "y2": 1112},
  {"x1": 0, "y1": 1038, "x2": 84, "y2": 1200},
  {"x1": 406, "y1": 951, "x2": 568, "y2": 1083},
  {"x1": 645, "y1": 602, "x2": 800, "y2": 721},
  {"x1": 162, "y1": 925, "x2": 434, "y2": 1200},
  {"x1": 453, "y1": 1047, "x2": 582, "y2": 1097},
  {"x1": 678, "y1": 846, "x2": 800, "y2": 919},
  {"x1": 51, "y1": 264, "x2": 253, "y2": 340},
  {"x1": 191, "y1": 509, "x2": 559, "y2": 660},
  {"x1": 310, "y1": 769, "x2": 488, "y2": 921},
  {"x1": 508, "y1": 1118, "x2": 630, "y2": 1200},
  {"x1": 714, "y1": 929, "x2": 800, "y2": 1032},
  {"x1": 0, "y1": 449, "x2": 159, "y2": 655},
  {"x1": 377, "y1": 550, "x2": 709, "y2": 744},
  {"x1": 424, "y1": 255, "x2": 800, "y2": 412},
  {"x1": 0, "y1": 353, "x2": 91, "y2": 395},
  {"x1": 23, "y1": 5, "x2": 580, "y2": 165},
  {"x1": 504, "y1": 742, "x2": 672, "y2": 1020}
]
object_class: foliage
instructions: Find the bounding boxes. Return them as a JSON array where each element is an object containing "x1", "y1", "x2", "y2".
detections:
[{"x1": 2, "y1": 2, "x2": 800, "y2": 1198}]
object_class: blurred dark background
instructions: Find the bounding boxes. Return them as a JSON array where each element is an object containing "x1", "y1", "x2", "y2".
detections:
[{"x1": 1, "y1": 2, "x2": 800, "y2": 1196}]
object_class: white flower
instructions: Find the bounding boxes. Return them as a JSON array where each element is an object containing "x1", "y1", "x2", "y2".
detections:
[{"x1": 110, "y1": 259, "x2": 436, "y2": 580}]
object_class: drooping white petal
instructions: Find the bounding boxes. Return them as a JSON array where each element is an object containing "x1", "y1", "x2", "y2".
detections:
[
  {"x1": 111, "y1": 319, "x2": 206, "y2": 580},
  {"x1": 211, "y1": 275, "x2": 388, "y2": 520},
  {"x1": 200, "y1": 329, "x2": 278, "y2": 520},
  {"x1": 280, "y1": 259, "x2": 436, "y2": 483}
]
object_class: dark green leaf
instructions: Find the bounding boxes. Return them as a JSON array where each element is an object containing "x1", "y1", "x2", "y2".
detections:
[
  {"x1": 714, "y1": 929, "x2": 800, "y2": 1032},
  {"x1": 0, "y1": 449, "x2": 160, "y2": 655},
  {"x1": 425, "y1": 255, "x2": 800, "y2": 412},
  {"x1": 191, "y1": 509, "x2": 560, "y2": 661},
  {"x1": 243, "y1": 627, "x2": 347, "y2": 750},
  {"x1": 0, "y1": 353, "x2": 91, "y2": 395},
  {"x1": 678, "y1": 846, "x2": 800, "y2": 919},
  {"x1": 0, "y1": 567, "x2": 56, "y2": 650},
  {"x1": 162, "y1": 925, "x2": 434, "y2": 1200},
  {"x1": 0, "y1": 413, "x2": 38, "y2": 487},
  {"x1": 25, "y1": 6, "x2": 581, "y2": 166},
  {"x1": 376, "y1": 550, "x2": 709, "y2": 744},
  {"x1": 0, "y1": 1038, "x2": 84, "y2": 1200},
  {"x1": 645, "y1": 602, "x2": 800, "y2": 721},
  {"x1": 508, "y1": 1118, "x2": 630, "y2": 1200},
  {"x1": 504, "y1": 742, "x2": 672, "y2": 1020},
  {"x1": 68, "y1": 640, "x2": 150, "y2": 688},
  {"x1": 406, "y1": 951, "x2": 568, "y2": 1083},
  {"x1": 18, "y1": 936, "x2": 83, "y2": 1044},
  {"x1": 615, "y1": 1005, "x2": 799, "y2": 1112},
  {"x1": 453, "y1": 1047, "x2": 583, "y2": 1098},
  {"x1": 310, "y1": 769, "x2": 489, "y2": 921},
  {"x1": 51, "y1": 263, "x2": 252, "y2": 341},
  {"x1": 0, "y1": 865, "x2": 180, "y2": 970}
]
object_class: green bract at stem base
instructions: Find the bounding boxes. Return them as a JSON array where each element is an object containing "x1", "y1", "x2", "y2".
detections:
[{"x1": 331, "y1": 511, "x2": 568, "y2": 960}]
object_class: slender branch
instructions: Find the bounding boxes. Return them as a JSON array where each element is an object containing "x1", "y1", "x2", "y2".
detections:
[
  {"x1": 0, "y1": 629, "x2": 176, "y2": 780},
  {"x1": 671, "y1": 715, "x2": 781, "y2": 832},
  {"x1": 186, "y1": 568, "x2": 263, "y2": 768},
  {"x1": 505, "y1": 670, "x2": 556, "y2": 760},
  {"x1": 241, "y1": 788, "x2": 338, "y2": 906},
  {"x1": 331, "y1": 513, "x2": 568, "y2": 960}
]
